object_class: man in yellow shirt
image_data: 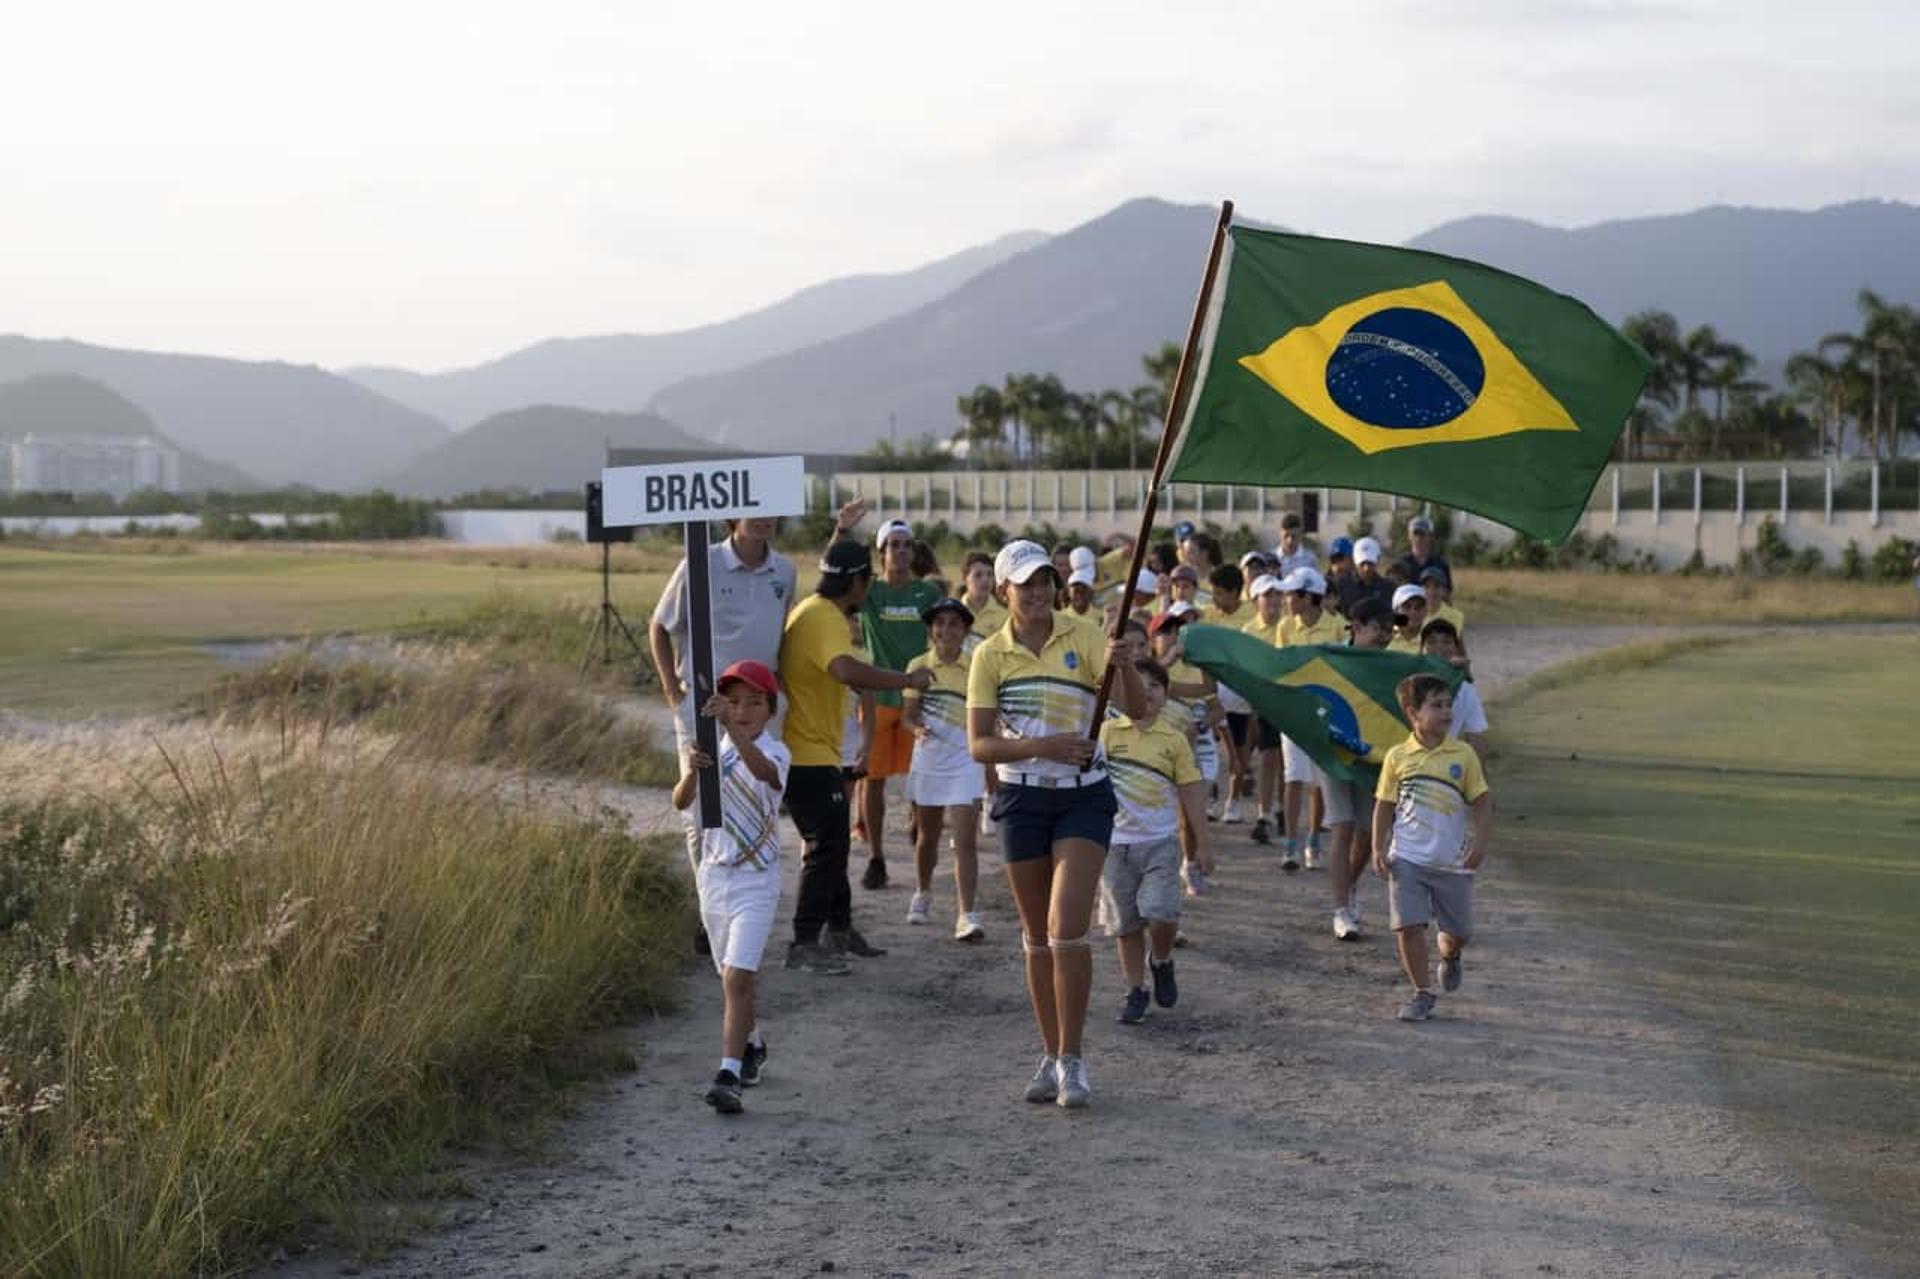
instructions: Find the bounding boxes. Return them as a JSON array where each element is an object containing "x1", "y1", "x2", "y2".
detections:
[
  {"x1": 777, "y1": 539, "x2": 934, "y2": 974},
  {"x1": 1276, "y1": 568, "x2": 1344, "y2": 871}
]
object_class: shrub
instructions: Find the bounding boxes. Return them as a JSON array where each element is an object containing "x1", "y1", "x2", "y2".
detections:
[
  {"x1": 1870, "y1": 536, "x2": 1918, "y2": 583},
  {"x1": 1747, "y1": 517, "x2": 1793, "y2": 575},
  {"x1": 1839, "y1": 540, "x2": 1867, "y2": 581}
]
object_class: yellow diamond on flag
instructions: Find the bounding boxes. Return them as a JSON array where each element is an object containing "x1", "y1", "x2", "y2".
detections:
[
  {"x1": 1237, "y1": 280, "x2": 1579, "y2": 457},
  {"x1": 1279, "y1": 654, "x2": 1410, "y2": 768}
]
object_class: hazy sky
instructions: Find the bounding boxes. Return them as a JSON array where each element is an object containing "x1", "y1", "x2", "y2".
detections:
[{"x1": 5, "y1": 0, "x2": 1915, "y2": 371}]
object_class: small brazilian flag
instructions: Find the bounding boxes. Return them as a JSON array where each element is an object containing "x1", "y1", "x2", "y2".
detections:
[
  {"x1": 1165, "y1": 227, "x2": 1651, "y2": 542},
  {"x1": 1178, "y1": 624, "x2": 1461, "y2": 786}
]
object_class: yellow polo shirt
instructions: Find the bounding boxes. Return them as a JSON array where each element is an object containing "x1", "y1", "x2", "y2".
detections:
[
  {"x1": 1280, "y1": 609, "x2": 1347, "y2": 648},
  {"x1": 1100, "y1": 712, "x2": 1200, "y2": 842},
  {"x1": 1431, "y1": 602, "x2": 1467, "y2": 637},
  {"x1": 964, "y1": 595, "x2": 1008, "y2": 651},
  {"x1": 967, "y1": 613, "x2": 1107, "y2": 782},
  {"x1": 1375, "y1": 733, "x2": 1489, "y2": 870},
  {"x1": 903, "y1": 648, "x2": 972, "y2": 775},
  {"x1": 1241, "y1": 612, "x2": 1286, "y2": 647},
  {"x1": 779, "y1": 592, "x2": 858, "y2": 767}
]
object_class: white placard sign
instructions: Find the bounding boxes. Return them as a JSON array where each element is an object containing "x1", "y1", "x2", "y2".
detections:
[{"x1": 600, "y1": 455, "x2": 806, "y2": 528}]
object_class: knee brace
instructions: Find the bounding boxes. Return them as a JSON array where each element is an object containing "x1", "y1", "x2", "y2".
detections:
[
  {"x1": 1046, "y1": 933, "x2": 1091, "y2": 952},
  {"x1": 1022, "y1": 934, "x2": 1049, "y2": 955}
]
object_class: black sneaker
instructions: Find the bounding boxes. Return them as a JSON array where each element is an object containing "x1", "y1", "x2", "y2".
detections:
[
  {"x1": 740, "y1": 1038, "x2": 767, "y2": 1087},
  {"x1": 1250, "y1": 817, "x2": 1272, "y2": 845},
  {"x1": 784, "y1": 941, "x2": 851, "y2": 975},
  {"x1": 829, "y1": 926, "x2": 887, "y2": 958},
  {"x1": 1118, "y1": 987, "x2": 1150, "y2": 1024},
  {"x1": 704, "y1": 1070, "x2": 743, "y2": 1114},
  {"x1": 861, "y1": 858, "x2": 889, "y2": 890},
  {"x1": 1441, "y1": 951, "x2": 1464, "y2": 993},
  {"x1": 1150, "y1": 957, "x2": 1178, "y2": 1008}
]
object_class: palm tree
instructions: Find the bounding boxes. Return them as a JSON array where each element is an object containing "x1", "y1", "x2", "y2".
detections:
[
  {"x1": 1678, "y1": 324, "x2": 1727, "y2": 415},
  {"x1": 1785, "y1": 352, "x2": 1845, "y2": 456},
  {"x1": 955, "y1": 383, "x2": 1007, "y2": 466},
  {"x1": 1621, "y1": 310, "x2": 1683, "y2": 459}
]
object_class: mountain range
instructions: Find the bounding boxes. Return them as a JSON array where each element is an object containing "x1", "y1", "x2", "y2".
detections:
[
  {"x1": 5, "y1": 196, "x2": 1916, "y2": 496},
  {"x1": 0, "y1": 374, "x2": 255, "y2": 490}
]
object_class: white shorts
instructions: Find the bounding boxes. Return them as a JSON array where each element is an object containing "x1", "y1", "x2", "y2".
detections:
[
  {"x1": 906, "y1": 768, "x2": 987, "y2": 808},
  {"x1": 696, "y1": 860, "x2": 781, "y2": 976},
  {"x1": 1318, "y1": 773, "x2": 1377, "y2": 828},
  {"x1": 1280, "y1": 735, "x2": 1316, "y2": 784},
  {"x1": 1196, "y1": 749, "x2": 1220, "y2": 784}
]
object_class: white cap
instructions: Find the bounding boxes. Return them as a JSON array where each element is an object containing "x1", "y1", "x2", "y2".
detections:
[
  {"x1": 1132, "y1": 568, "x2": 1159, "y2": 597},
  {"x1": 994, "y1": 539, "x2": 1054, "y2": 586},
  {"x1": 875, "y1": 518, "x2": 913, "y2": 547},
  {"x1": 1283, "y1": 567, "x2": 1328, "y2": 596},
  {"x1": 1239, "y1": 550, "x2": 1269, "y2": 569},
  {"x1": 1068, "y1": 545, "x2": 1097, "y2": 572},
  {"x1": 1249, "y1": 573, "x2": 1285, "y2": 598},
  {"x1": 1392, "y1": 584, "x2": 1428, "y2": 611},
  {"x1": 1067, "y1": 565, "x2": 1096, "y2": 588},
  {"x1": 1354, "y1": 536, "x2": 1383, "y2": 566}
]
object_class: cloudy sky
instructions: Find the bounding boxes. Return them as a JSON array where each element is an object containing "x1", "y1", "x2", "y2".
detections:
[{"x1": 4, "y1": 0, "x2": 1914, "y2": 371}]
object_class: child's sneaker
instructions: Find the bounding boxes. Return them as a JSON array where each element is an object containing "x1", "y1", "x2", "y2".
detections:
[
  {"x1": 1149, "y1": 957, "x2": 1178, "y2": 1008},
  {"x1": 1118, "y1": 987, "x2": 1150, "y2": 1025},
  {"x1": 1223, "y1": 799, "x2": 1244, "y2": 824},
  {"x1": 1347, "y1": 886, "x2": 1364, "y2": 926},
  {"x1": 1183, "y1": 863, "x2": 1211, "y2": 897},
  {"x1": 1441, "y1": 951, "x2": 1464, "y2": 992},
  {"x1": 785, "y1": 941, "x2": 851, "y2": 976},
  {"x1": 953, "y1": 912, "x2": 986, "y2": 943},
  {"x1": 704, "y1": 1070, "x2": 744, "y2": 1114},
  {"x1": 1397, "y1": 990, "x2": 1438, "y2": 1022},
  {"x1": 1206, "y1": 796, "x2": 1220, "y2": 822},
  {"x1": 906, "y1": 891, "x2": 931, "y2": 925},
  {"x1": 740, "y1": 1038, "x2": 767, "y2": 1087},
  {"x1": 1331, "y1": 907, "x2": 1361, "y2": 941},
  {"x1": 1302, "y1": 842, "x2": 1323, "y2": 870},
  {"x1": 860, "y1": 858, "x2": 889, "y2": 890},
  {"x1": 1055, "y1": 1054, "x2": 1092, "y2": 1108},
  {"x1": 1279, "y1": 846, "x2": 1302, "y2": 873},
  {"x1": 1250, "y1": 817, "x2": 1273, "y2": 845},
  {"x1": 1172, "y1": 927, "x2": 1190, "y2": 948},
  {"x1": 1023, "y1": 1055, "x2": 1059, "y2": 1103}
]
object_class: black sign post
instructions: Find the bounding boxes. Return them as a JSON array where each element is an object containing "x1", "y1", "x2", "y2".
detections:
[{"x1": 681, "y1": 519, "x2": 723, "y2": 830}]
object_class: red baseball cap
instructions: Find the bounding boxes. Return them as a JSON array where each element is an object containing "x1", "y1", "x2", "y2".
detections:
[{"x1": 717, "y1": 659, "x2": 780, "y2": 708}]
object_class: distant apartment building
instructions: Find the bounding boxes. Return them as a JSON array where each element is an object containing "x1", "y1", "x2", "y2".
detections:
[{"x1": 4, "y1": 434, "x2": 182, "y2": 498}]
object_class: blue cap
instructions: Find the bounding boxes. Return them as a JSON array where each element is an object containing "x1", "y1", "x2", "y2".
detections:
[
  {"x1": 1329, "y1": 536, "x2": 1354, "y2": 558},
  {"x1": 1173, "y1": 520, "x2": 1197, "y2": 540}
]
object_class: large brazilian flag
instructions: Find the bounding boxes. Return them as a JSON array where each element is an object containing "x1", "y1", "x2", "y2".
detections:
[
  {"x1": 1179, "y1": 624, "x2": 1461, "y2": 786},
  {"x1": 1164, "y1": 227, "x2": 1651, "y2": 542}
]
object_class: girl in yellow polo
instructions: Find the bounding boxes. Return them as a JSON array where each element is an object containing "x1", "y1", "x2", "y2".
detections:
[{"x1": 968, "y1": 540, "x2": 1145, "y2": 1110}]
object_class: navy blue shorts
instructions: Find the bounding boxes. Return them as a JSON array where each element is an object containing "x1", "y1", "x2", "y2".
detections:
[
  {"x1": 1225, "y1": 712, "x2": 1252, "y2": 754},
  {"x1": 989, "y1": 780, "x2": 1117, "y2": 863},
  {"x1": 1256, "y1": 718, "x2": 1283, "y2": 750}
]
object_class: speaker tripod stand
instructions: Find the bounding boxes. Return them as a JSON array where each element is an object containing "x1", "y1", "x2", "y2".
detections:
[{"x1": 580, "y1": 538, "x2": 645, "y2": 673}]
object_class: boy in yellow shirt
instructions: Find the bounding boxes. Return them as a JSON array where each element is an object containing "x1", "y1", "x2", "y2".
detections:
[
  {"x1": 1371, "y1": 674, "x2": 1493, "y2": 1023},
  {"x1": 1276, "y1": 567, "x2": 1344, "y2": 871},
  {"x1": 903, "y1": 599, "x2": 987, "y2": 941},
  {"x1": 1242, "y1": 573, "x2": 1288, "y2": 845}
]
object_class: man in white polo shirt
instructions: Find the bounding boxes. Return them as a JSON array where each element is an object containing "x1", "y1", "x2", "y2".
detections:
[{"x1": 650, "y1": 517, "x2": 800, "y2": 897}]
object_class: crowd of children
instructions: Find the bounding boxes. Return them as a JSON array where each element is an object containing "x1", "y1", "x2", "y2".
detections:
[{"x1": 666, "y1": 509, "x2": 1496, "y2": 1114}]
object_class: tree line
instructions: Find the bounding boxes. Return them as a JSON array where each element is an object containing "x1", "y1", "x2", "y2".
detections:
[{"x1": 1621, "y1": 289, "x2": 1918, "y2": 461}]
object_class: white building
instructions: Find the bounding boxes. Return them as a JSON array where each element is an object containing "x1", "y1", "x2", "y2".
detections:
[{"x1": 6, "y1": 433, "x2": 182, "y2": 498}]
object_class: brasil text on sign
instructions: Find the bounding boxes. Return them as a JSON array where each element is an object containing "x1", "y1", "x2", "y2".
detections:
[{"x1": 600, "y1": 455, "x2": 807, "y2": 527}]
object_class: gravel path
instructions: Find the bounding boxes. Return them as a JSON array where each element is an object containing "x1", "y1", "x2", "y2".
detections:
[{"x1": 263, "y1": 623, "x2": 1875, "y2": 1279}]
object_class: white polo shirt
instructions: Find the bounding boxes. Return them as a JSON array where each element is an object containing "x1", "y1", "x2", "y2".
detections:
[{"x1": 651, "y1": 536, "x2": 798, "y2": 687}]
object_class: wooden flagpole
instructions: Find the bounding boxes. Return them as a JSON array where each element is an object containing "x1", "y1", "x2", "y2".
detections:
[{"x1": 1087, "y1": 198, "x2": 1234, "y2": 732}]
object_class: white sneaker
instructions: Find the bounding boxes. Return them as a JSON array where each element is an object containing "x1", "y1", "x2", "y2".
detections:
[
  {"x1": 1055, "y1": 1054, "x2": 1092, "y2": 1108},
  {"x1": 1222, "y1": 799, "x2": 1243, "y2": 824},
  {"x1": 1023, "y1": 1055, "x2": 1059, "y2": 1104},
  {"x1": 1207, "y1": 797, "x2": 1221, "y2": 822},
  {"x1": 906, "y1": 892, "x2": 931, "y2": 925},
  {"x1": 954, "y1": 912, "x2": 985, "y2": 943},
  {"x1": 1347, "y1": 887, "x2": 1364, "y2": 926},
  {"x1": 1332, "y1": 907, "x2": 1362, "y2": 941}
]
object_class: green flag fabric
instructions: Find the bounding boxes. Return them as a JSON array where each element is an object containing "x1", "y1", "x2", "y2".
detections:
[
  {"x1": 1164, "y1": 227, "x2": 1651, "y2": 542},
  {"x1": 1178, "y1": 624, "x2": 1461, "y2": 787}
]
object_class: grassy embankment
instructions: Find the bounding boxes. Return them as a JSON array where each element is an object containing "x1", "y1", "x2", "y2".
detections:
[
  {"x1": 1459, "y1": 567, "x2": 1917, "y2": 626},
  {"x1": 1492, "y1": 631, "x2": 1920, "y2": 1266}
]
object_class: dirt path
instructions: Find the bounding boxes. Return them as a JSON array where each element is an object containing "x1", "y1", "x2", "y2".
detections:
[{"x1": 259, "y1": 622, "x2": 1879, "y2": 1279}]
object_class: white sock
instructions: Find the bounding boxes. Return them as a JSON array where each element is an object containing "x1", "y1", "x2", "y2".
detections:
[
  {"x1": 747, "y1": 1028, "x2": 764, "y2": 1049},
  {"x1": 721, "y1": 1056, "x2": 743, "y2": 1077}
]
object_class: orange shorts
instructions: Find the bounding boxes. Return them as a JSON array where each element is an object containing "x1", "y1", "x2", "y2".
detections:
[{"x1": 867, "y1": 705, "x2": 916, "y2": 779}]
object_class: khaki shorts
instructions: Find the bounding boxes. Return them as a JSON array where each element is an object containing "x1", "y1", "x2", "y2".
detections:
[
  {"x1": 1318, "y1": 774, "x2": 1376, "y2": 828},
  {"x1": 1388, "y1": 858, "x2": 1474, "y2": 937},
  {"x1": 1099, "y1": 837, "x2": 1182, "y2": 935},
  {"x1": 867, "y1": 705, "x2": 915, "y2": 779}
]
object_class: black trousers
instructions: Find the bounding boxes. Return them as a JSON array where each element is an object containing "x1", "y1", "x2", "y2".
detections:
[{"x1": 787, "y1": 764, "x2": 853, "y2": 944}]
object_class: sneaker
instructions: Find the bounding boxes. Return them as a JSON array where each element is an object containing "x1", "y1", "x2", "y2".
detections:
[
  {"x1": 1347, "y1": 887, "x2": 1364, "y2": 926},
  {"x1": 1118, "y1": 986, "x2": 1150, "y2": 1025},
  {"x1": 1149, "y1": 957, "x2": 1178, "y2": 1009},
  {"x1": 1172, "y1": 927, "x2": 1190, "y2": 949},
  {"x1": 860, "y1": 858, "x2": 889, "y2": 890},
  {"x1": 953, "y1": 912, "x2": 986, "y2": 943},
  {"x1": 740, "y1": 1038, "x2": 767, "y2": 1087},
  {"x1": 1280, "y1": 848, "x2": 1301, "y2": 873},
  {"x1": 1332, "y1": 908, "x2": 1361, "y2": 942},
  {"x1": 1055, "y1": 1054, "x2": 1092, "y2": 1109},
  {"x1": 906, "y1": 891, "x2": 931, "y2": 925},
  {"x1": 1206, "y1": 798, "x2": 1219, "y2": 823},
  {"x1": 1397, "y1": 990, "x2": 1438, "y2": 1022},
  {"x1": 851, "y1": 818, "x2": 869, "y2": 845},
  {"x1": 1023, "y1": 1055, "x2": 1059, "y2": 1104},
  {"x1": 784, "y1": 941, "x2": 851, "y2": 976},
  {"x1": 1250, "y1": 817, "x2": 1273, "y2": 845},
  {"x1": 828, "y1": 926, "x2": 886, "y2": 958},
  {"x1": 1222, "y1": 800, "x2": 1243, "y2": 824},
  {"x1": 1183, "y1": 863, "x2": 1211, "y2": 897},
  {"x1": 704, "y1": 1069, "x2": 744, "y2": 1114},
  {"x1": 1302, "y1": 844, "x2": 1323, "y2": 871},
  {"x1": 1441, "y1": 951, "x2": 1464, "y2": 993}
]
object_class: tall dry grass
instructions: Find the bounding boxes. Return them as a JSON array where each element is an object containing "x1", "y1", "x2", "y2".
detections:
[
  {"x1": 190, "y1": 651, "x2": 676, "y2": 786},
  {"x1": 0, "y1": 726, "x2": 689, "y2": 1277}
]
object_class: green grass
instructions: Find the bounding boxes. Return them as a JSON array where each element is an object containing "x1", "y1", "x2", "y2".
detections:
[
  {"x1": 1492, "y1": 632, "x2": 1920, "y2": 1263},
  {"x1": 1460, "y1": 567, "x2": 1917, "y2": 626},
  {"x1": 0, "y1": 545, "x2": 664, "y2": 716}
]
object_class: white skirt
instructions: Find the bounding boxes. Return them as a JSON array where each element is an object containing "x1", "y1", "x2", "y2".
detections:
[{"x1": 906, "y1": 767, "x2": 987, "y2": 808}]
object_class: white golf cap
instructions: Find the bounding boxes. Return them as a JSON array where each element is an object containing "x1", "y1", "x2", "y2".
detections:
[
  {"x1": 1286, "y1": 567, "x2": 1328, "y2": 596},
  {"x1": 1069, "y1": 545, "x2": 1097, "y2": 572},
  {"x1": 1250, "y1": 573, "x2": 1285, "y2": 597},
  {"x1": 1392, "y1": 584, "x2": 1428, "y2": 611},
  {"x1": 1067, "y1": 565, "x2": 1096, "y2": 587},
  {"x1": 994, "y1": 539, "x2": 1054, "y2": 586},
  {"x1": 1132, "y1": 568, "x2": 1159, "y2": 596},
  {"x1": 1354, "y1": 536, "x2": 1383, "y2": 565},
  {"x1": 874, "y1": 518, "x2": 912, "y2": 547}
]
